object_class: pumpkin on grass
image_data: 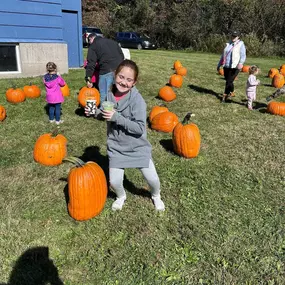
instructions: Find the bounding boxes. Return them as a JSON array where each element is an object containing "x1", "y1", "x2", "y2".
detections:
[
  {"x1": 0, "y1": 105, "x2": 6, "y2": 121},
  {"x1": 242, "y1": 65, "x2": 250, "y2": 73},
  {"x1": 61, "y1": 84, "x2": 70, "y2": 97},
  {"x1": 151, "y1": 111, "x2": 179, "y2": 133},
  {"x1": 176, "y1": 66, "x2": 187, "y2": 76},
  {"x1": 78, "y1": 87, "x2": 100, "y2": 107},
  {"x1": 149, "y1": 105, "x2": 169, "y2": 123},
  {"x1": 64, "y1": 157, "x2": 107, "y2": 221},
  {"x1": 158, "y1": 86, "x2": 176, "y2": 102},
  {"x1": 33, "y1": 129, "x2": 67, "y2": 166},
  {"x1": 218, "y1": 67, "x2": 224, "y2": 76},
  {"x1": 173, "y1": 60, "x2": 182, "y2": 70},
  {"x1": 267, "y1": 101, "x2": 285, "y2": 116},
  {"x1": 6, "y1": 87, "x2": 25, "y2": 104},
  {"x1": 23, "y1": 82, "x2": 41, "y2": 98},
  {"x1": 172, "y1": 113, "x2": 201, "y2": 158},
  {"x1": 272, "y1": 73, "x2": 285, "y2": 88},
  {"x1": 268, "y1": 68, "x2": 279, "y2": 79},
  {"x1": 169, "y1": 74, "x2": 183, "y2": 88}
]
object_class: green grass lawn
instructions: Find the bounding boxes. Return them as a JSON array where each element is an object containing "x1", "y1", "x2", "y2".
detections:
[{"x1": 0, "y1": 50, "x2": 285, "y2": 285}]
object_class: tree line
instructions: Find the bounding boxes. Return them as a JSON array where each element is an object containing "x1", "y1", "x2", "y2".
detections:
[{"x1": 82, "y1": 0, "x2": 285, "y2": 56}]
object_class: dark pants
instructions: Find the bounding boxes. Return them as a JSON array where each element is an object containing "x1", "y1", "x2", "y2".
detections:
[
  {"x1": 223, "y1": 67, "x2": 240, "y2": 95},
  {"x1": 48, "y1": 103, "x2": 61, "y2": 122}
]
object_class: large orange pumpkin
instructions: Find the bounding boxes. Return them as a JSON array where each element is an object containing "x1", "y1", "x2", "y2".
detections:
[
  {"x1": 78, "y1": 87, "x2": 100, "y2": 107},
  {"x1": 169, "y1": 74, "x2": 183, "y2": 88},
  {"x1": 176, "y1": 66, "x2": 187, "y2": 76},
  {"x1": 267, "y1": 101, "x2": 285, "y2": 116},
  {"x1": 64, "y1": 157, "x2": 107, "y2": 221},
  {"x1": 172, "y1": 113, "x2": 201, "y2": 158},
  {"x1": 151, "y1": 111, "x2": 179, "y2": 133},
  {"x1": 6, "y1": 88, "x2": 26, "y2": 104},
  {"x1": 23, "y1": 83, "x2": 41, "y2": 98},
  {"x1": 158, "y1": 86, "x2": 176, "y2": 102},
  {"x1": 33, "y1": 130, "x2": 67, "y2": 166},
  {"x1": 0, "y1": 105, "x2": 6, "y2": 122},
  {"x1": 268, "y1": 68, "x2": 279, "y2": 79},
  {"x1": 272, "y1": 74, "x2": 285, "y2": 88},
  {"x1": 173, "y1": 60, "x2": 182, "y2": 70},
  {"x1": 242, "y1": 65, "x2": 250, "y2": 73},
  {"x1": 61, "y1": 84, "x2": 70, "y2": 97},
  {"x1": 149, "y1": 105, "x2": 169, "y2": 123}
]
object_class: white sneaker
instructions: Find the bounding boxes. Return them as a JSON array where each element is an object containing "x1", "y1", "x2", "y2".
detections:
[
  {"x1": 49, "y1": 119, "x2": 55, "y2": 123},
  {"x1": 112, "y1": 196, "x2": 126, "y2": 211},
  {"x1": 152, "y1": 196, "x2": 165, "y2": 211},
  {"x1": 55, "y1": 120, "x2": 64, "y2": 125}
]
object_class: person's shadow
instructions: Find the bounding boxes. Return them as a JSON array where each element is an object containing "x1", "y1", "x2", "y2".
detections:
[
  {"x1": 188, "y1": 84, "x2": 221, "y2": 100},
  {"x1": 0, "y1": 246, "x2": 64, "y2": 285}
]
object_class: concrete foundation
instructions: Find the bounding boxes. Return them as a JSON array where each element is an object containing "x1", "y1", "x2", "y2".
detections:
[{"x1": 0, "y1": 43, "x2": 68, "y2": 79}]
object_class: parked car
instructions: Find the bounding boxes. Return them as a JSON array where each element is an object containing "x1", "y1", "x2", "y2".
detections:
[
  {"x1": 82, "y1": 26, "x2": 104, "y2": 47},
  {"x1": 115, "y1": 32, "x2": 157, "y2": 50}
]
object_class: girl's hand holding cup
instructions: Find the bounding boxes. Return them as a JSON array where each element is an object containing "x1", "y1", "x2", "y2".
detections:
[{"x1": 102, "y1": 101, "x2": 115, "y2": 121}]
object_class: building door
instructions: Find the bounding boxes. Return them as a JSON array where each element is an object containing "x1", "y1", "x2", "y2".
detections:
[{"x1": 62, "y1": 11, "x2": 80, "y2": 68}]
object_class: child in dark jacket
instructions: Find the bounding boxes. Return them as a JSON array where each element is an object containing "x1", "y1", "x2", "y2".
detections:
[
  {"x1": 43, "y1": 62, "x2": 66, "y2": 125},
  {"x1": 85, "y1": 59, "x2": 165, "y2": 212}
]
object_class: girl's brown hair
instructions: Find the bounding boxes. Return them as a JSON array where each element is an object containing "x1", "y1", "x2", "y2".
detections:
[
  {"x1": 46, "y1": 62, "x2": 57, "y2": 73},
  {"x1": 249, "y1": 65, "x2": 259, "y2": 75},
  {"x1": 115, "y1": 59, "x2": 139, "y2": 82}
]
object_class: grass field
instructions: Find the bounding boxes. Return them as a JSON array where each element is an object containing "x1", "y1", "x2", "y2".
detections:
[{"x1": 0, "y1": 50, "x2": 285, "y2": 285}]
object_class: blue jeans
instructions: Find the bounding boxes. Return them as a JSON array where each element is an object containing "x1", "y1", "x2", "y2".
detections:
[
  {"x1": 49, "y1": 103, "x2": 61, "y2": 121},
  {"x1": 99, "y1": 72, "x2": 114, "y2": 103}
]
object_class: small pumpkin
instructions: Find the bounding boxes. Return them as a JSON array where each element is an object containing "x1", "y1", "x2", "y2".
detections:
[
  {"x1": 64, "y1": 157, "x2": 108, "y2": 221},
  {"x1": 173, "y1": 60, "x2": 182, "y2": 70},
  {"x1": 33, "y1": 129, "x2": 67, "y2": 166},
  {"x1": 218, "y1": 67, "x2": 224, "y2": 76},
  {"x1": 169, "y1": 74, "x2": 183, "y2": 88},
  {"x1": 176, "y1": 66, "x2": 187, "y2": 76},
  {"x1": 61, "y1": 84, "x2": 70, "y2": 97},
  {"x1": 151, "y1": 111, "x2": 179, "y2": 133},
  {"x1": 242, "y1": 65, "x2": 250, "y2": 73},
  {"x1": 78, "y1": 87, "x2": 100, "y2": 107},
  {"x1": 267, "y1": 101, "x2": 285, "y2": 116},
  {"x1": 6, "y1": 87, "x2": 26, "y2": 104},
  {"x1": 149, "y1": 105, "x2": 169, "y2": 123},
  {"x1": 158, "y1": 86, "x2": 176, "y2": 102},
  {"x1": 268, "y1": 68, "x2": 279, "y2": 79},
  {"x1": 0, "y1": 105, "x2": 6, "y2": 121},
  {"x1": 172, "y1": 113, "x2": 201, "y2": 158},
  {"x1": 23, "y1": 82, "x2": 41, "y2": 98},
  {"x1": 272, "y1": 73, "x2": 285, "y2": 88}
]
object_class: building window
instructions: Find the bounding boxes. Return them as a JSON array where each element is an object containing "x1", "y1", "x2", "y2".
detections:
[{"x1": 0, "y1": 44, "x2": 21, "y2": 73}]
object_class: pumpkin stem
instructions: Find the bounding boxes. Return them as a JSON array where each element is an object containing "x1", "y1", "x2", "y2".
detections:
[
  {"x1": 182, "y1": 112, "x2": 195, "y2": 125},
  {"x1": 51, "y1": 128, "x2": 59, "y2": 137},
  {"x1": 63, "y1": 156, "x2": 86, "y2": 167}
]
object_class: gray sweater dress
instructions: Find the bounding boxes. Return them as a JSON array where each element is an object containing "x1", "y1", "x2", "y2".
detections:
[{"x1": 97, "y1": 86, "x2": 152, "y2": 168}]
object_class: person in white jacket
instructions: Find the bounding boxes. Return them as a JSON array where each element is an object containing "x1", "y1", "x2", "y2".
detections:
[
  {"x1": 246, "y1": 65, "x2": 260, "y2": 110},
  {"x1": 217, "y1": 31, "x2": 246, "y2": 103}
]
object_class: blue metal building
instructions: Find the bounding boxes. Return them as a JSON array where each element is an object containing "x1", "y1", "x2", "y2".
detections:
[{"x1": 0, "y1": 0, "x2": 83, "y2": 78}]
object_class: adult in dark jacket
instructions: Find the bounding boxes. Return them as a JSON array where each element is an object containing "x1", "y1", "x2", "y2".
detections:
[{"x1": 85, "y1": 34, "x2": 124, "y2": 104}]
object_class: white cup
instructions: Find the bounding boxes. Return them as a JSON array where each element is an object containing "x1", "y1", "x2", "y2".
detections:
[{"x1": 86, "y1": 99, "x2": 97, "y2": 116}]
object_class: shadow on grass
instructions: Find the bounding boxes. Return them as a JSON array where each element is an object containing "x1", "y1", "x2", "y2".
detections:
[
  {"x1": 75, "y1": 106, "x2": 86, "y2": 117},
  {"x1": 188, "y1": 84, "x2": 221, "y2": 100},
  {"x1": 159, "y1": 139, "x2": 175, "y2": 154},
  {"x1": 0, "y1": 246, "x2": 64, "y2": 285}
]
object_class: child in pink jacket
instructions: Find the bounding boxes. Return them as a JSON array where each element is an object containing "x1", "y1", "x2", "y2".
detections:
[{"x1": 43, "y1": 62, "x2": 66, "y2": 125}]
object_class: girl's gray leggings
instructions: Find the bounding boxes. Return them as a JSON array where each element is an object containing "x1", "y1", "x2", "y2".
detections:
[{"x1": 109, "y1": 159, "x2": 161, "y2": 199}]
